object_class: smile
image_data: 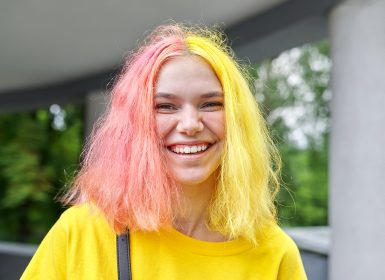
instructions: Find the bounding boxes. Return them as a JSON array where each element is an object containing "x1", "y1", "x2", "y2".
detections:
[{"x1": 167, "y1": 143, "x2": 212, "y2": 154}]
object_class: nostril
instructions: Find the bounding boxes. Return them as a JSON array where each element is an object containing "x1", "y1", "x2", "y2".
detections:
[{"x1": 176, "y1": 120, "x2": 204, "y2": 135}]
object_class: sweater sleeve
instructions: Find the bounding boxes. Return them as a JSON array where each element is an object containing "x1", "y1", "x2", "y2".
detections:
[
  {"x1": 21, "y1": 216, "x2": 68, "y2": 280},
  {"x1": 277, "y1": 237, "x2": 308, "y2": 280}
]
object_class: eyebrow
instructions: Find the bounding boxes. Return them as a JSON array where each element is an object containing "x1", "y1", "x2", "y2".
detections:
[{"x1": 155, "y1": 92, "x2": 224, "y2": 99}]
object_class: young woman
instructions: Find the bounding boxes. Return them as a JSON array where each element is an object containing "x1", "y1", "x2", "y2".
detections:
[{"x1": 22, "y1": 24, "x2": 307, "y2": 279}]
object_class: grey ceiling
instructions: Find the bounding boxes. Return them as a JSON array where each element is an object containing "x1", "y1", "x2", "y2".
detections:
[{"x1": 0, "y1": 0, "x2": 285, "y2": 92}]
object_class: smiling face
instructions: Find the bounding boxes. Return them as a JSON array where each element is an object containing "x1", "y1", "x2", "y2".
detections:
[{"x1": 155, "y1": 55, "x2": 225, "y2": 188}]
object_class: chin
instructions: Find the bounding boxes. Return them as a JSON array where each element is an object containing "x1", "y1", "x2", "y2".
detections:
[
  {"x1": 172, "y1": 168, "x2": 220, "y2": 188},
  {"x1": 175, "y1": 176, "x2": 210, "y2": 187}
]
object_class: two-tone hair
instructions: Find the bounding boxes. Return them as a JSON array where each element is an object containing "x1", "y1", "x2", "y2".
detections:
[{"x1": 63, "y1": 24, "x2": 281, "y2": 244}]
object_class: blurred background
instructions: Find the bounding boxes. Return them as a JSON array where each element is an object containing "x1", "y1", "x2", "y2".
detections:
[{"x1": 1, "y1": 0, "x2": 384, "y2": 279}]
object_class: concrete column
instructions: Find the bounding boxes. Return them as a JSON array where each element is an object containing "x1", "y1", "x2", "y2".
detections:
[
  {"x1": 329, "y1": 1, "x2": 385, "y2": 279},
  {"x1": 85, "y1": 90, "x2": 109, "y2": 139}
]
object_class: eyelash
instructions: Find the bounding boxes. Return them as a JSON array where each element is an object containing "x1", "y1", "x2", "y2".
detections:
[
  {"x1": 155, "y1": 104, "x2": 176, "y2": 110},
  {"x1": 202, "y1": 102, "x2": 223, "y2": 108},
  {"x1": 155, "y1": 102, "x2": 223, "y2": 112}
]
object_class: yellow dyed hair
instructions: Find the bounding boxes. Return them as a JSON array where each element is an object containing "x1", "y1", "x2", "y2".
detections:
[
  {"x1": 185, "y1": 30, "x2": 281, "y2": 244},
  {"x1": 66, "y1": 23, "x2": 281, "y2": 245}
]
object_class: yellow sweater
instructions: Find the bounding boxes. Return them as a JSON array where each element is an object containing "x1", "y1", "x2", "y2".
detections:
[{"x1": 21, "y1": 205, "x2": 307, "y2": 280}]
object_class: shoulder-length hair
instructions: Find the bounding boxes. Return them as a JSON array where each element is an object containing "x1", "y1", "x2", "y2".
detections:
[{"x1": 63, "y1": 24, "x2": 281, "y2": 244}]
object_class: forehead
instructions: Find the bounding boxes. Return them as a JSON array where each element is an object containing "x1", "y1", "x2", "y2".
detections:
[{"x1": 155, "y1": 55, "x2": 222, "y2": 94}]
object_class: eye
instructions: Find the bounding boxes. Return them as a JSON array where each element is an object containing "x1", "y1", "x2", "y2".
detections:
[
  {"x1": 201, "y1": 102, "x2": 224, "y2": 111},
  {"x1": 155, "y1": 103, "x2": 177, "y2": 113}
]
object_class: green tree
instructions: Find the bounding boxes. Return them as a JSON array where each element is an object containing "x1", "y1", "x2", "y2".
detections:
[
  {"x1": 251, "y1": 40, "x2": 331, "y2": 226},
  {"x1": 0, "y1": 105, "x2": 83, "y2": 243}
]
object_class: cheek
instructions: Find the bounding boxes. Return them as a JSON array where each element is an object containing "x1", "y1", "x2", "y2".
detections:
[
  {"x1": 156, "y1": 115, "x2": 175, "y2": 139},
  {"x1": 206, "y1": 111, "x2": 226, "y2": 140}
]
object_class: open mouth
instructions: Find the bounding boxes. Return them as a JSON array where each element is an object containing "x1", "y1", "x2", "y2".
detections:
[{"x1": 167, "y1": 143, "x2": 213, "y2": 155}]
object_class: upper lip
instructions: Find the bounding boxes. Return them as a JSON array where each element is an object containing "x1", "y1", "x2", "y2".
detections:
[{"x1": 166, "y1": 141, "x2": 213, "y2": 147}]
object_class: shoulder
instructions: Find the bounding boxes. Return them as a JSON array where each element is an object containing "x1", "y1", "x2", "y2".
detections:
[
  {"x1": 264, "y1": 224, "x2": 300, "y2": 252},
  {"x1": 57, "y1": 204, "x2": 114, "y2": 236},
  {"x1": 59, "y1": 204, "x2": 99, "y2": 223},
  {"x1": 22, "y1": 205, "x2": 118, "y2": 279},
  {"x1": 261, "y1": 224, "x2": 307, "y2": 279}
]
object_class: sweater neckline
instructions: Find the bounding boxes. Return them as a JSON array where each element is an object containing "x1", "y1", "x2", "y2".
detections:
[{"x1": 159, "y1": 227, "x2": 253, "y2": 256}]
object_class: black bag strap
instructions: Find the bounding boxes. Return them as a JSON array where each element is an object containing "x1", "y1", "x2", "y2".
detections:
[{"x1": 116, "y1": 232, "x2": 132, "y2": 280}]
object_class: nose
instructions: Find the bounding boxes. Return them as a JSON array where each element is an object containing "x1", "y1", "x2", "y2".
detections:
[{"x1": 176, "y1": 105, "x2": 204, "y2": 136}]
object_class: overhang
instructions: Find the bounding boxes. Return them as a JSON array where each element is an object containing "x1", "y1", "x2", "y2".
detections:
[{"x1": 0, "y1": 0, "x2": 342, "y2": 112}]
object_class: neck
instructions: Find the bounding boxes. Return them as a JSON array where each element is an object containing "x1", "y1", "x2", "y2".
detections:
[
  {"x1": 176, "y1": 181, "x2": 213, "y2": 232},
  {"x1": 174, "y1": 173, "x2": 228, "y2": 242}
]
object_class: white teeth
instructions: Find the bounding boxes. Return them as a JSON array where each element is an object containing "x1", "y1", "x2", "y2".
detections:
[{"x1": 170, "y1": 144, "x2": 209, "y2": 154}]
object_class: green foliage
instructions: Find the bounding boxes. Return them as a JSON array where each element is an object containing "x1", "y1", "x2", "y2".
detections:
[
  {"x1": 251, "y1": 40, "x2": 331, "y2": 227},
  {"x1": 0, "y1": 105, "x2": 83, "y2": 243}
]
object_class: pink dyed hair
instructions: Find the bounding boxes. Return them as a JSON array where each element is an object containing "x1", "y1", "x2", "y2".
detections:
[
  {"x1": 64, "y1": 25, "x2": 280, "y2": 241},
  {"x1": 63, "y1": 26, "x2": 188, "y2": 233}
]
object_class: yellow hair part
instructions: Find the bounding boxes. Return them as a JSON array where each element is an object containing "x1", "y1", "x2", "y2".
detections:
[{"x1": 185, "y1": 32, "x2": 281, "y2": 245}]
